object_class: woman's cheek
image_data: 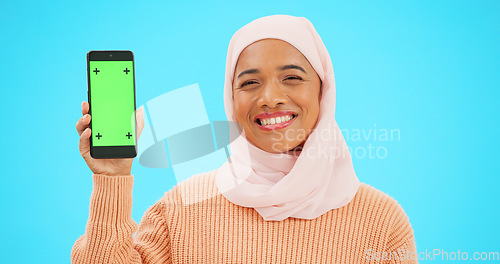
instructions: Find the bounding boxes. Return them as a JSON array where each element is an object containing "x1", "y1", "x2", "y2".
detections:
[{"x1": 234, "y1": 99, "x2": 251, "y2": 127}]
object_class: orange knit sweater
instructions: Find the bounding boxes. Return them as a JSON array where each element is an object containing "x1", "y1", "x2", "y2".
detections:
[{"x1": 71, "y1": 170, "x2": 418, "y2": 263}]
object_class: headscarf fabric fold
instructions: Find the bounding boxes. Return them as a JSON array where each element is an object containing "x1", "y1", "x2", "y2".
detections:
[{"x1": 215, "y1": 14, "x2": 360, "y2": 221}]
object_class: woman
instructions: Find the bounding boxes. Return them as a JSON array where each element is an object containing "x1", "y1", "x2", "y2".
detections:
[{"x1": 72, "y1": 15, "x2": 418, "y2": 263}]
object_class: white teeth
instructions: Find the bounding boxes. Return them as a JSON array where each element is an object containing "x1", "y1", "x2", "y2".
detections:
[{"x1": 259, "y1": 115, "x2": 295, "y2": 126}]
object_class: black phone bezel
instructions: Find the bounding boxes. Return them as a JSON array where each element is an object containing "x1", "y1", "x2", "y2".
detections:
[{"x1": 86, "y1": 50, "x2": 137, "y2": 159}]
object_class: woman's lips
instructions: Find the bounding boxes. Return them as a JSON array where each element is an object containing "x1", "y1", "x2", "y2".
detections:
[{"x1": 254, "y1": 111, "x2": 297, "y2": 131}]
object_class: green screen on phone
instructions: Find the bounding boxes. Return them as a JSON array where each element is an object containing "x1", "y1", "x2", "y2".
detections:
[{"x1": 89, "y1": 61, "x2": 136, "y2": 147}]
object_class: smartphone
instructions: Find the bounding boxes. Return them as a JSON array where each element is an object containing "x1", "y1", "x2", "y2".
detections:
[{"x1": 87, "y1": 50, "x2": 137, "y2": 159}]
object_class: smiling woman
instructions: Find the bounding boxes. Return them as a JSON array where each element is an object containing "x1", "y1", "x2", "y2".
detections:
[
  {"x1": 233, "y1": 39, "x2": 322, "y2": 153},
  {"x1": 71, "y1": 14, "x2": 418, "y2": 264},
  {"x1": 215, "y1": 14, "x2": 363, "y2": 222}
]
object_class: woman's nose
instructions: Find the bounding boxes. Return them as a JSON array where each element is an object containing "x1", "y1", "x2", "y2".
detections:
[{"x1": 257, "y1": 82, "x2": 288, "y2": 109}]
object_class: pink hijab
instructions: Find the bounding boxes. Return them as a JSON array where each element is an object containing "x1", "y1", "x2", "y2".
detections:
[{"x1": 215, "y1": 14, "x2": 360, "y2": 221}]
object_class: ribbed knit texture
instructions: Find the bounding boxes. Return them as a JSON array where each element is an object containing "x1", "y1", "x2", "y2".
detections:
[{"x1": 71, "y1": 170, "x2": 418, "y2": 263}]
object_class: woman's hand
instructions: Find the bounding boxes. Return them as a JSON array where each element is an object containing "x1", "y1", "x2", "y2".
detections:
[{"x1": 76, "y1": 101, "x2": 145, "y2": 176}]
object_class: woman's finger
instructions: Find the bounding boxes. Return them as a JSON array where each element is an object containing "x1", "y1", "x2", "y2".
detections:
[
  {"x1": 82, "y1": 101, "x2": 89, "y2": 116},
  {"x1": 79, "y1": 127, "x2": 91, "y2": 158},
  {"x1": 76, "y1": 114, "x2": 90, "y2": 136}
]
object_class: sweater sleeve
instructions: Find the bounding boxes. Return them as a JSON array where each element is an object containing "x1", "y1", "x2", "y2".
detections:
[
  {"x1": 71, "y1": 174, "x2": 172, "y2": 264},
  {"x1": 384, "y1": 201, "x2": 419, "y2": 264}
]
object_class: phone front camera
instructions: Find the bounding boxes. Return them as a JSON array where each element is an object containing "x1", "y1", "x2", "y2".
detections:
[{"x1": 110, "y1": 54, "x2": 113, "y2": 57}]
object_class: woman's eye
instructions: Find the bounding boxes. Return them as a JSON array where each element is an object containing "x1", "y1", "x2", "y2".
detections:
[
  {"x1": 241, "y1": 80, "x2": 258, "y2": 87},
  {"x1": 284, "y1": 76, "x2": 303, "y2": 81}
]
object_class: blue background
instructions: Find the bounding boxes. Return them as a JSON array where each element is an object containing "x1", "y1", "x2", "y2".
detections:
[{"x1": 1, "y1": 0, "x2": 498, "y2": 263}]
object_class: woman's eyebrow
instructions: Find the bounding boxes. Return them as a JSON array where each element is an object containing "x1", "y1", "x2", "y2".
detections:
[
  {"x1": 237, "y1": 64, "x2": 307, "y2": 79},
  {"x1": 237, "y1": 69, "x2": 259, "y2": 79},
  {"x1": 279, "y1": 64, "x2": 307, "y2": 74}
]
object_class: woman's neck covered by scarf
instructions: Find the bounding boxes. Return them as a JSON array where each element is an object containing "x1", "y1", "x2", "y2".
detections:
[{"x1": 215, "y1": 14, "x2": 360, "y2": 221}]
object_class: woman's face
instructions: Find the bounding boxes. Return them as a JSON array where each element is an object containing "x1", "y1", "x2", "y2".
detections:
[{"x1": 232, "y1": 39, "x2": 322, "y2": 153}]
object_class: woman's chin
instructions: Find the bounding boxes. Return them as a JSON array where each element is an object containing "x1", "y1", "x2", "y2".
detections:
[{"x1": 253, "y1": 141, "x2": 302, "y2": 154}]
